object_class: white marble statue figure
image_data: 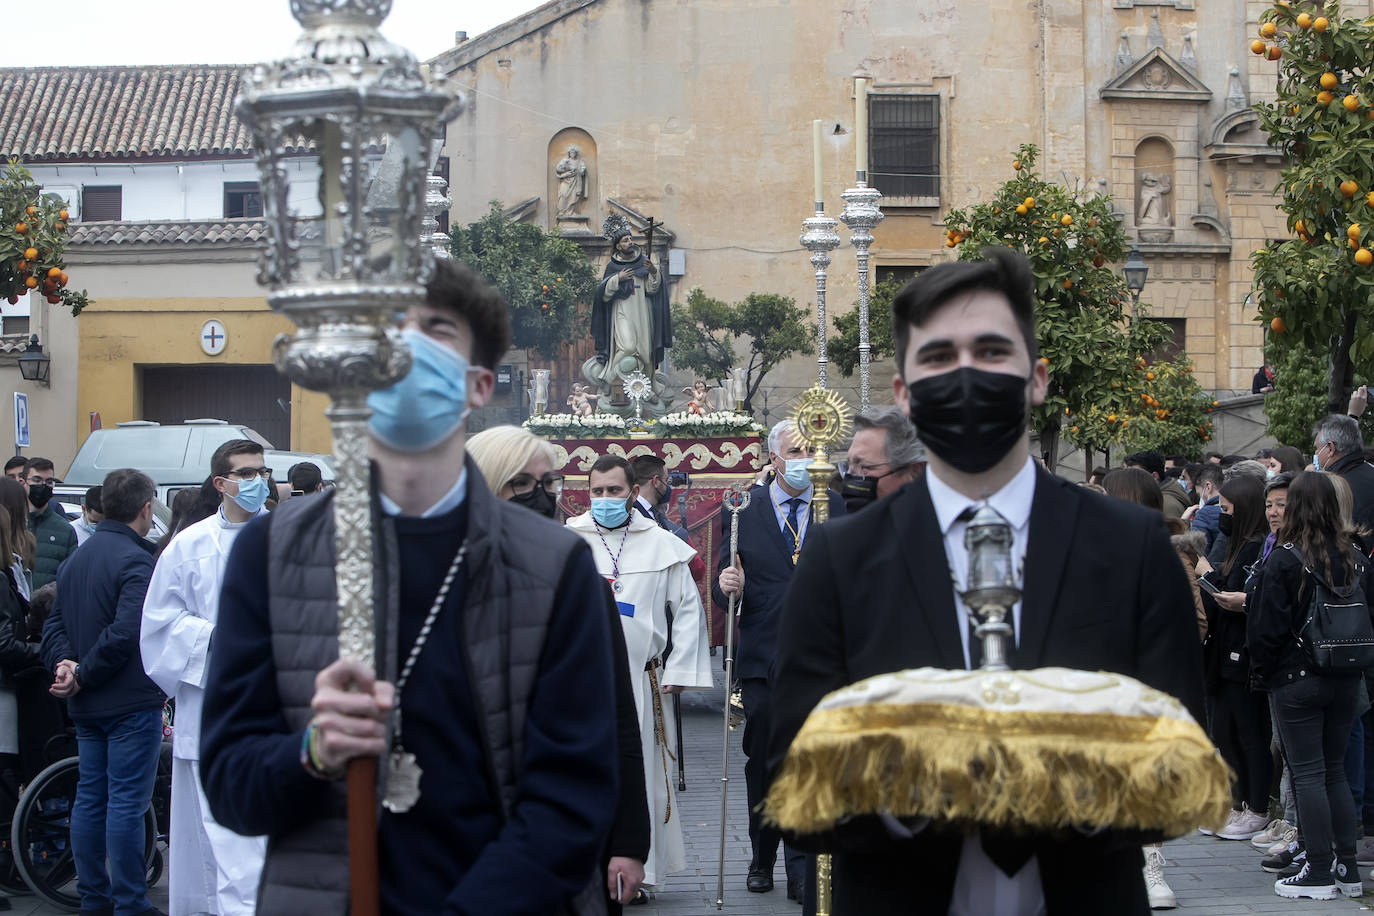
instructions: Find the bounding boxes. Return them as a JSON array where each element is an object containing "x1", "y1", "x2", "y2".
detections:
[
  {"x1": 555, "y1": 145, "x2": 588, "y2": 217},
  {"x1": 1139, "y1": 172, "x2": 1173, "y2": 225}
]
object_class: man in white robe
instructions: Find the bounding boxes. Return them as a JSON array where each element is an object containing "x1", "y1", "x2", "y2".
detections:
[
  {"x1": 140, "y1": 440, "x2": 272, "y2": 915},
  {"x1": 567, "y1": 454, "x2": 713, "y2": 890}
]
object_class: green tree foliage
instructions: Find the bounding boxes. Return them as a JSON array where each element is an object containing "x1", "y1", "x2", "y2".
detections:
[
  {"x1": 826, "y1": 276, "x2": 901, "y2": 377},
  {"x1": 449, "y1": 202, "x2": 597, "y2": 358},
  {"x1": 1262, "y1": 339, "x2": 1373, "y2": 448},
  {"x1": 943, "y1": 144, "x2": 1213, "y2": 461},
  {"x1": 0, "y1": 158, "x2": 89, "y2": 315},
  {"x1": 1250, "y1": 1, "x2": 1374, "y2": 422},
  {"x1": 670, "y1": 288, "x2": 814, "y2": 411}
]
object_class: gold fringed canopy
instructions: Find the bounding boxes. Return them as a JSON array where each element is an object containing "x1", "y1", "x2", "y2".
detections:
[{"x1": 763, "y1": 667, "x2": 1231, "y2": 838}]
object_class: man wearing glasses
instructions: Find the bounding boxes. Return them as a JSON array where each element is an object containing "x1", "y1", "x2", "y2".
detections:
[
  {"x1": 23, "y1": 456, "x2": 77, "y2": 589},
  {"x1": 140, "y1": 440, "x2": 272, "y2": 916}
]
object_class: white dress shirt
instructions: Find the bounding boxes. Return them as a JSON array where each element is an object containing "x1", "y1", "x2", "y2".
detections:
[
  {"x1": 379, "y1": 467, "x2": 468, "y2": 518},
  {"x1": 768, "y1": 478, "x2": 812, "y2": 552},
  {"x1": 926, "y1": 457, "x2": 1046, "y2": 916}
]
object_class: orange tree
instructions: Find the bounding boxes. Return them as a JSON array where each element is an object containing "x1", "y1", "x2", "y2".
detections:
[
  {"x1": 944, "y1": 143, "x2": 1213, "y2": 466},
  {"x1": 1251, "y1": 1, "x2": 1374, "y2": 419},
  {"x1": 0, "y1": 158, "x2": 89, "y2": 315}
]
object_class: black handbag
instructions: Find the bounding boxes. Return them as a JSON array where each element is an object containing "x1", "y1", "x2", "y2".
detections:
[{"x1": 1287, "y1": 545, "x2": 1374, "y2": 673}]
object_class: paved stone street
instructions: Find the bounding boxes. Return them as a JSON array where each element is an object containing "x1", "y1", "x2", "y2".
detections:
[{"x1": 5, "y1": 674, "x2": 1371, "y2": 914}]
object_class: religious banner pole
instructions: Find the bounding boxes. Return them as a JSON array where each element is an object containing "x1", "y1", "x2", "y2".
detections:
[
  {"x1": 839, "y1": 75, "x2": 883, "y2": 411},
  {"x1": 237, "y1": 3, "x2": 459, "y2": 912}
]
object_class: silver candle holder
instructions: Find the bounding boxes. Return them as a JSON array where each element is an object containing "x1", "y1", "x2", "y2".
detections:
[
  {"x1": 960, "y1": 504, "x2": 1021, "y2": 671},
  {"x1": 800, "y1": 209, "x2": 842, "y2": 390},
  {"x1": 421, "y1": 137, "x2": 452, "y2": 260},
  {"x1": 839, "y1": 181, "x2": 883, "y2": 411}
]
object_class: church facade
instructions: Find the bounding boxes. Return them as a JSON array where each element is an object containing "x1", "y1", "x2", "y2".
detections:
[{"x1": 433, "y1": 0, "x2": 1361, "y2": 412}]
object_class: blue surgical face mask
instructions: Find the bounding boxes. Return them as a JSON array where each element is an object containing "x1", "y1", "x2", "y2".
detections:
[
  {"x1": 231, "y1": 475, "x2": 269, "y2": 514},
  {"x1": 590, "y1": 496, "x2": 631, "y2": 528},
  {"x1": 782, "y1": 458, "x2": 812, "y2": 490},
  {"x1": 366, "y1": 327, "x2": 471, "y2": 452}
]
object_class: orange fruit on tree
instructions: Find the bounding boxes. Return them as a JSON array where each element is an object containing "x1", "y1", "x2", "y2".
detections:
[
  {"x1": 1251, "y1": 39, "x2": 1267, "y2": 54},
  {"x1": 1145, "y1": 371, "x2": 1155, "y2": 380},
  {"x1": 46, "y1": 267, "x2": 59, "y2": 278},
  {"x1": 1271, "y1": 316, "x2": 1286, "y2": 333},
  {"x1": 1012, "y1": 159, "x2": 1022, "y2": 170},
  {"x1": 58, "y1": 209, "x2": 68, "y2": 220},
  {"x1": 1295, "y1": 219, "x2": 1306, "y2": 235},
  {"x1": 14, "y1": 222, "x2": 26, "y2": 234},
  {"x1": 58, "y1": 272, "x2": 67, "y2": 285},
  {"x1": 1268, "y1": 45, "x2": 1283, "y2": 60},
  {"x1": 1260, "y1": 21, "x2": 1277, "y2": 38},
  {"x1": 1321, "y1": 72, "x2": 1339, "y2": 90},
  {"x1": 1368, "y1": 191, "x2": 1374, "y2": 207},
  {"x1": 23, "y1": 247, "x2": 36, "y2": 260},
  {"x1": 945, "y1": 238, "x2": 956, "y2": 248},
  {"x1": 1038, "y1": 357, "x2": 1050, "y2": 367},
  {"x1": 24, "y1": 205, "x2": 36, "y2": 216},
  {"x1": 1356, "y1": 248, "x2": 1374, "y2": 267},
  {"x1": 1062, "y1": 279, "x2": 1072, "y2": 289},
  {"x1": 1317, "y1": 91, "x2": 1334, "y2": 106},
  {"x1": 1341, "y1": 180, "x2": 1359, "y2": 197},
  {"x1": 23, "y1": 277, "x2": 36, "y2": 289},
  {"x1": 1024, "y1": 196, "x2": 1035, "y2": 208},
  {"x1": 1297, "y1": 12, "x2": 1312, "y2": 28},
  {"x1": 1348, "y1": 223, "x2": 1360, "y2": 240},
  {"x1": 1107, "y1": 414, "x2": 1117, "y2": 422},
  {"x1": 1060, "y1": 214, "x2": 1072, "y2": 226},
  {"x1": 1313, "y1": 16, "x2": 1328, "y2": 31},
  {"x1": 1016, "y1": 204, "x2": 1028, "y2": 215},
  {"x1": 15, "y1": 260, "x2": 25, "y2": 271},
  {"x1": 1038, "y1": 236, "x2": 1049, "y2": 244},
  {"x1": 1344, "y1": 96, "x2": 1360, "y2": 112},
  {"x1": 54, "y1": 221, "x2": 65, "y2": 231}
]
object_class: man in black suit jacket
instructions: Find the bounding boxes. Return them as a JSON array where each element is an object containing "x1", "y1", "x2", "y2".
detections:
[
  {"x1": 714, "y1": 420, "x2": 845, "y2": 901},
  {"x1": 766, "y1": 248, "x2": 1205, "y2": 916}
]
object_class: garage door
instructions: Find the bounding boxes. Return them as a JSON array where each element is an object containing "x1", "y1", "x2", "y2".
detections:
[{"x1": 141, "y1": 365, "x2": 291, "y2": 449}]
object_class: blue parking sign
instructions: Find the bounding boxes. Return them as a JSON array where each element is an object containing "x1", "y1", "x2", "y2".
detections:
[{"x1": 13, "y1": 392, "x2": 29, "y2": 449}]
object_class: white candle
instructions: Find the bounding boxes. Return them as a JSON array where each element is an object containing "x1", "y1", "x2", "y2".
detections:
[
  {"x1": 813, "y1": 119, "x2": 824, "y2": 207},
  {"x1": 855, "y1": 77, "x2": 868, "y2": 178}
]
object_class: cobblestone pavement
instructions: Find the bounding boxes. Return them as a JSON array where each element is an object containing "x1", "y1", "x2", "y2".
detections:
[{"x1": 6, "y1": 675, "x2": 1370, "y2": 914}]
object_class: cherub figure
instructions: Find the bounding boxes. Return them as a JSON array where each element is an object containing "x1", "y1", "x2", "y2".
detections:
[
  {"x1": 683, "y1": 380, "x2": 712, "y2": 416},
  {"x1": 567, "y1": 383, "x2": 595, "y2": 417}
]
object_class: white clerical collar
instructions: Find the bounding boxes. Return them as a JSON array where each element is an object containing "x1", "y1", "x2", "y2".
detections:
[
  {"x1": 379, "y1": 467, "x2": 468, "y2": 519},
  {"x1": 927, "y1": 457, "x2": 1036, "y2": 536},
  {"x1": 770, "y1": 477, "x2": 813, "y2": 506}
]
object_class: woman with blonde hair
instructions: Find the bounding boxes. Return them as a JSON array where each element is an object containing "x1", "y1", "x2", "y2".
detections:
[{"x1": 467, "y1": 424, "x2": 564, "y2": 517}]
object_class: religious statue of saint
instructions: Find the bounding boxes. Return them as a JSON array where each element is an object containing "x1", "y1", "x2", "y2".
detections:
[
  {"x1": 583, "y1": 214, "x2": 673, "y2": 411},
  {"x1": 1138, "y1": 172, "x2": 1172, "y2": 225},
  {"x1": 555, "y1": 145, "x2": 588, "y2": 217}
]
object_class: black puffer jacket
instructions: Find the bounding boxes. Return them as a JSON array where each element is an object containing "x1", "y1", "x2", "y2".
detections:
[{"x1": 0, "y1": 567, "x2": 39, "y2": 688}]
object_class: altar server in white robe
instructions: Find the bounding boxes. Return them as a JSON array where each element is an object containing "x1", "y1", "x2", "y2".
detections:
[
  {"x1": 140, "y1": 440, "x2": 272, "y2": 915},
  {"x1": 567, "y1": 453, "x2": 713, "y2": 888}
]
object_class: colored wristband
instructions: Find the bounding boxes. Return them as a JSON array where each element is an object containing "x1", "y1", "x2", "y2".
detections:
[{"x1": 300, "y1": 719, "x2": 343, "y2": 781}]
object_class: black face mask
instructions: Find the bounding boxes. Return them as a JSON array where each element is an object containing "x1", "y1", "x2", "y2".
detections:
[
  {"x1": 28, "y1": 483, "x2": 53, "y2": 509},
  {"x1": 1218, "y1": 513, "x2": 1233, "y2": 538},
  {"x1": 840, "y1": 473, "x2": 879, "y2": 513},
  {"x1": 510, "y1": 486, "x2": 556, "y2": 519},
  {"x1": 907, "y1": 367, "x2": 1029, "y2": 474}
]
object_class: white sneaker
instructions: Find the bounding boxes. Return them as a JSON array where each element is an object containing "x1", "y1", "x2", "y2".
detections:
[
  {"x1": 1143, "y1": 847, "x2": 1177, "y2": 909},
  {"x1": 1201, "y1": 809, "x2": 1239, "y2": 837},
  {"x1": 1251, "y1": 818, "x2": 1293, "y2": 850},
  {"x1": 1218, "y1": 805, "x2": 1269, "y2": 840},
  {"x1": 1263, "y1": 823, "x2": 1298, "y2": 856}
]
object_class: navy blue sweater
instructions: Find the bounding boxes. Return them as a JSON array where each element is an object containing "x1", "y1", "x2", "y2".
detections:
[
  {"x1": 40, "y1": 520, "x2": 163, "y2": 721},
  {"x1": 201, "y1": 497, "x2": 618, "y2": 915}
]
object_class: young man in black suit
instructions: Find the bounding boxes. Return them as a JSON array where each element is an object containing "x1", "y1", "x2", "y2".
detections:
[
  {"x1": 766, "y1": 247, "x2": 1205, "y2": 916},
  {"x1": 714, "y1": 420, "x2": 845, "y2": 902}
]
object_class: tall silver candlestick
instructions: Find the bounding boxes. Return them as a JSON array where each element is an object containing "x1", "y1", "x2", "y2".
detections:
[
  {"x1": 421, "y1": 138, "x2": 453, "y2": 260},
  {"x1": 800, "y1": 207, "x2": 841, "y2": 390},
  {"x1": 839, "y1": 180, "x2": 883, "y2": 410}
]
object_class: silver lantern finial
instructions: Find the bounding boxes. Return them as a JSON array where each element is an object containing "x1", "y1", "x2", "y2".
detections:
[{"x1": 960, "y1": 504, "x2": 1020, "y2": 671}]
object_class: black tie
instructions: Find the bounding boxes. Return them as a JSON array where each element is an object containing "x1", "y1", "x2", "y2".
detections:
[{"x1": 783, "y1": 497, "x2": 803, "y2": 560}]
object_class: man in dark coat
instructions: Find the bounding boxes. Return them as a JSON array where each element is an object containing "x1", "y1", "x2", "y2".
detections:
[
  {"x1": 766, "y1": 248, "x2": 1205, "y2": 916},
  {"x1": 41, "y1": 468, "x2": 164, "y2": 916},
  {"x1": 714, "y1": 420, "x2": 845, "y2": 902},
  {"x1": 1314, "y1": 414, "x2": 1374, "y2": 554}
]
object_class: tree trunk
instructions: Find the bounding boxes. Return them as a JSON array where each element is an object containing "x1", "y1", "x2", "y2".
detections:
[
  {"x1": 1327, "y1": 307, "x2": 1358, "y2": 415},
  {"x1": 1038, "y1": 422, "x2": 1060, "y2": 473}
]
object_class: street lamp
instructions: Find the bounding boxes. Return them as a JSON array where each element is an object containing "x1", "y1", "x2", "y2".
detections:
[
  {"x1": 17, "y1": 335, "x2": 50, "y2": 386},
  {"x1": 1122, "y1": 246, "x2": 1148, "y2": 317}
]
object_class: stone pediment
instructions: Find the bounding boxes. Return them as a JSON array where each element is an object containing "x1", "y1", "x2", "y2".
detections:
[{"x1": 1101, "y1": 48, "x2": 1211, "y2": 103}]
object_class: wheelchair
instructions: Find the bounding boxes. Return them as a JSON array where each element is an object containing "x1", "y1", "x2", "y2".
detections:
[{"x1": 1, "y1": 717, "x2": 171, "y2": 911}]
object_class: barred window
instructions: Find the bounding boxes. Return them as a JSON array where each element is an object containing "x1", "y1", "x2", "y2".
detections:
[
  {"x1": 224, "y1": 181, "x2": 263, "y2": 219},
  {"x1": 81, "y1": 185, "x2": 122, "y2": 222},
  {"x1": 869, "y1": 95, "x2": 940, "y2": 205}
]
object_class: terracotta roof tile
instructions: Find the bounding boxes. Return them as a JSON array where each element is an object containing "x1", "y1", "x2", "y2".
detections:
[
  {"x1": 0, "y1": 66, "x2": 260, "y2": 161},
  {"x1": 68, "y1": 218, "x2": 268, "y2": 247}
]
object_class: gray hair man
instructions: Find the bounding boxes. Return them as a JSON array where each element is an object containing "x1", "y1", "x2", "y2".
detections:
[
  {"x1": 1314, "y1": 414, "x2": 1374, "y2": 551},
  {"x1": 841, "y1": 406, "x2": 925, "y2": 513}
]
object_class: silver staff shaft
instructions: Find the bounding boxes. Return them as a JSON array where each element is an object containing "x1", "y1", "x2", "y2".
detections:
[{"x1": 715, "y1": 489, "x2": 748, "y2": 909}]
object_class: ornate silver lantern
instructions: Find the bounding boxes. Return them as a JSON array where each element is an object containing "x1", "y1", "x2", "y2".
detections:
[
  {"x1": 236, "y1": 4, "x2": 462, "y2": 912},
  {"x1": 960, "y1": 504, "x2": 1020, "y2": 671}
]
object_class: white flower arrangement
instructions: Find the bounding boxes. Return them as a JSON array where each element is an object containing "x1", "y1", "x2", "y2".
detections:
[
  {"x1": 650, "y1": 411, "x2": 765, "y2": 437},
  {"x1": 523, "y1": 412, "x2": 628, "y2": 438}
]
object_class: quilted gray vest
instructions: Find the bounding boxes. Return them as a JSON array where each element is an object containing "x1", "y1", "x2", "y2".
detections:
[{"x1": 255, "y1": 462, "x2": 604, "y2": 915}]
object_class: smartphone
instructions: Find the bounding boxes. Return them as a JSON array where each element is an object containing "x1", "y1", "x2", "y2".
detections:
[{"x1": 1198, "y1": 576, "x2": 1221, "y2": 596}]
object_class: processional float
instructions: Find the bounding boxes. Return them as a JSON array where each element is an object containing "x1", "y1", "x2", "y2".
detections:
[
  {"x1": 755, "y1": 81, "x2": 1233, "y2": 916},
  {"x1": 237, "y1": 2, "x2": 460, "y2": 912}
]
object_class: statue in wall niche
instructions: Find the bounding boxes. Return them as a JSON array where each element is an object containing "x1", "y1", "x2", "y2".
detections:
[
  {"x1": 583, "y1": 213, "x2": 674, "y2": 413},
  {"x1": 555, "y1": 145, "x2": 588, "y2": 216},
  {"x1": 1139, "y1": 172, "x2": 1173, "y2": 225}
]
